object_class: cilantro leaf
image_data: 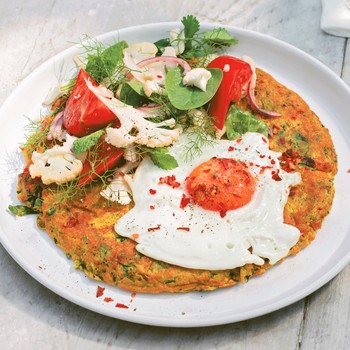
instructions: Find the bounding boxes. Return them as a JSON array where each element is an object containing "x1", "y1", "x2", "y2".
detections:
[
  {"x1": 147, "y1": 147, "x2": 179, "y2": 170},
  {"x1": 182, "y1": 15, "x2": 200, "y2": 39},
  {"x1": 73, "y1": 129, "x2": 106, "y2": 155},
  {"x1": 203, "y1": 28, "x2": 238, "y2": 47},
  {"x1": 181, "y1": 15, "x2": 200, "y2": 51}
]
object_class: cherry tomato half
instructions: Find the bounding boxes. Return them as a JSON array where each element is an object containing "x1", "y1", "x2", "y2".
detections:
[
  {"x1": 63, "y1": 69, "x2": 117, "y2": 137},
  {"x1": 208, "y1": 56, "x2": 252, "y2": 130}
]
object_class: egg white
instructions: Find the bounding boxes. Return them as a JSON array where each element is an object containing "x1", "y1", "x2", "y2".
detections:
[{"x1": 115, "y1": 132, "x2": 301, "y2": 270}]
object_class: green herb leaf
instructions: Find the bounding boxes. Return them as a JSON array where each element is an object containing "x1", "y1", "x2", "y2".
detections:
[
  {"x1": 154, "y1": 38, "x2": 171, "y2": 55},
  {"x1": 182, "y1": 15, "x2": 200, "y2": 50},
  {"x1": 166, "y1": 68, "x2": 222, "y2": 110},
  {"x1": 225, "y1": 105, "x2": 269, "y2": 140},
  {"x1": 120, "y1": 82, "x2": 149, "y2": 107},
  {"x1": 8, "y1": 205, "x2": 38, "y2": 217},
  {"x1": 203, "y1": 28, "x2": 238, "y2": 47},
  {"x1": 72, "y1": 129, "x2": 106, "y2": 155},
  {"x1": 85, "y1": 40, "x2": 128, "y2": 83},
  {"x1": 147, "y1": 147, "x2": 179, "y2": 170}
]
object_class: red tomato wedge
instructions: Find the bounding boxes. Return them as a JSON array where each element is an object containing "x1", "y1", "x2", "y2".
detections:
[
  {"x1": 208, "y1": 56, "x2": 252, "y2": 130},
  {"x1": 63, "y1": 69, "x2": 117, "y2": 137},
  {"x1": 78, "y1": 139, "x2": 124, "y2": 186}
]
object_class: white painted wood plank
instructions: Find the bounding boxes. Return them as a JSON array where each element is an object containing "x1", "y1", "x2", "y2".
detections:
[{"x1": 299, "y1": 265, "x2": 350, "y2": 350}]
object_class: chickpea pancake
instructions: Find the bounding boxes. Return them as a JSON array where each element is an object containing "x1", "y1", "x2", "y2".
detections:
[{"x1": 16, "y1": 68, "x2": 337, "y2": 293}]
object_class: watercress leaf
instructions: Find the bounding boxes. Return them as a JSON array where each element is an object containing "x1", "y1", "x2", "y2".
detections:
[
  {"x1": 225, "y1": 105, "x2": 269, "y2": 140},
  {"x1": 165, "y1": 68, "x2": 223, "y2": 110},
  {"x1": 73, "y1": 129, "x2": 106, "y2": 155},
  {"x1": 120, "y1": 83, "x2": 149, "y2": 107},
  {"x1": 8, "y1": 205, "x2": 38, "y2": 216},
  {"x1": 85, "y1": 40, "x2": 128, "y2": 83},
  {"x1": 147, "y1": 147, "x2": 179, "y2": 170},
  {"x1": 203, "y1": 28, "x2": 238, "y2": 47}
]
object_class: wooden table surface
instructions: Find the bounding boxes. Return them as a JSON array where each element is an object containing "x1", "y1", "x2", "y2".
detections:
[{"x1": 1, "y1": 1, "x2": 350, "y2": 349}]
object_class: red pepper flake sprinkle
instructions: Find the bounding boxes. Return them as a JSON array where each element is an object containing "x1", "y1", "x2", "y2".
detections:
[
  {"x1": 115, "y1": 303, "x2": 129, "y2": 309},
  {"x1": 177, "y1": 227, "x2": 190, "y2": 232},
  {"x1": 228, "y1": 146, "x2": 234, "y2": 152},
  {"x1": 180, "y1": 194, "x2": 190, "y2": 209},
  {"x1": 132, "y1": 233, "x2": 140, "y2": 239},
  {"x1": 96, "y1": 286, "x2": 105, "y2": 298},
  {"x1": 236, "y1": 138, "x2": 242, "y2": 143},
  {"x1": 259, "y1": 165, "x2": 273, "y2": 174},
  {"x1": 157, "y1": 75, "x2": 163, "y2": 79},
  {"x1": 347, "y1": 169, "x2": 350, "y2": 173},
  {"x1": 131, "y1": 292, "x2": 137, "y2": 299},
  {"x1": 149, "y1": 188, "x2": 157, "y2": 195},
  {"x1": 272, "y1": 169, "x2": 282, "y2": 181},
  {"x1": 159, "y1": 175, "x2": 181, "y2": 188},
  {"x1": 270, "y1": 159, "x2": 276, "y2": 165},
  {"x1": 104, "y1": 297, "x2": 114, "y2": 303},
  {"x1": 149, "y1": 205, "x2": 155, "y2": 210},
  {"x1": 148, "y1": 225, "x2": 161, "y2": 232},
  {"x1": 261, "y1": 137, "x2": 268, "y2": 143}
]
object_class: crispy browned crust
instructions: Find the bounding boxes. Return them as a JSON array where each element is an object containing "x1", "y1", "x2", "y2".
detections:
[{"x1": 17, "y1": 68, "x2": 337, "y2": 293}]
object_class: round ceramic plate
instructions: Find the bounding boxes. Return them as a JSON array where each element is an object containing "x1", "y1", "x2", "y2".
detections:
[{"x1": 1, "y1": 23, "x2": 350, "y2": 328}]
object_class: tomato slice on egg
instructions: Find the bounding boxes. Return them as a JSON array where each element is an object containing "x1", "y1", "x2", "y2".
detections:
[{"x1": 186, "y1": 157, "x2": 256, "y2": 216}]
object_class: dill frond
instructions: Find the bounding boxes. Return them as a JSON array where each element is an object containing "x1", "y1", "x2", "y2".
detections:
[
  {"x1": 183, "y1": 109, "x2": 217, "y2": 161},
  {"x1": 22, "y1": 115, "x2": 53, "y2": 155}
]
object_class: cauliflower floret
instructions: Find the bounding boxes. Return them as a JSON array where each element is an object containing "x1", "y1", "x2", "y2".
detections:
[
  {"x1": 100, "y1": 161, "x2": 138, "y2": 204},
  {"x1": 169, "y1": 28, "x2": 185, "y2": 55},
  {"x1": 86, "y1": 80, "x2": 181, "y2": 148},
  {"x1": 183, "y1": 68, "x2": 212, "y2": 91},
  {"x1": 123, "y1": 42, "x2": 178, "y2": 95},
  {"x1": 29, "y1": 134, "x2": 83, "y2": 185},
  {"x1": 123, "y1": 42, "x2": 158, "y2": 64}
]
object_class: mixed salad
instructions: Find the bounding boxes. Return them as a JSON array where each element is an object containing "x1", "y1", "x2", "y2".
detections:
[{"x1": 10, "y1": 15, "x2": 280, "y2": 215}]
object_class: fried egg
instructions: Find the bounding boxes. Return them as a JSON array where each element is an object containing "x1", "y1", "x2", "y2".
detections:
[{"x1": 115, "y1": 132, "x2": 301, "y2": 270}]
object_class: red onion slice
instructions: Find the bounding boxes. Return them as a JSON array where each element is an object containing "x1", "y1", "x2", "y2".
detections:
[
  {"x1": 247, "y1": 79, "x2": 281, "y2": 118},
  {"x1": 137, "y1": 56, "x2": 192, "y2": 75},
  {"x1": 243, "y1": 56, "x2": 281, "y2": 118},
  {"x1": 47, "y1": 110, "x2": 64, "y2": 140}
]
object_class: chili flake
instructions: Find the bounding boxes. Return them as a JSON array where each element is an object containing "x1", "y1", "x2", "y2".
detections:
[
  {"x1": 96, "y1": 286, "x2": 105, "y2": 298},
  {"x1": 115, "y1": 303, "x2": 129, "y2": 309},
  {"x1": 180, "y1": 194, "x2": 190, "y2": 209},
  {"x1": 159, "y1": 175, "x2": 181, "y2": 188},
  {"x1": 177, "y1": 227, "x2": 190, "y2": 231},
  {"x1": 148, "y1": 225, "x2": 161, "y2": 232},
  {"x1": 104, "y1": 297, "x2": 114, "y2": 303}
]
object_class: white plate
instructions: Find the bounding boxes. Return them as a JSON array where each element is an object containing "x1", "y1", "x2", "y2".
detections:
[{"x1": 1, "y1": 22, "x2": 350, "y2": 328}]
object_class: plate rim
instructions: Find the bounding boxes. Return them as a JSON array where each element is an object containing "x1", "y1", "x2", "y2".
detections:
[{"x1": 1, "y1": 21, "x2": 350, "y2": 328}]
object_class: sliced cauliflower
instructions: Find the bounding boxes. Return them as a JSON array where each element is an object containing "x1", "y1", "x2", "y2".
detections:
[
  {"x1": 183, "y1": 68, "x2": 212, "y2": 91},
  {"x1": 29, "y1": 134, "x2": 83, "y2": 185},
  {"x1": 86, "y1": 81, "x2": 181, "y2": 148},
  {"x1": 169, "y1": 28, "x2": 185, "y2": 55},
  {"x1": 100, "y1": 161, "x2": 138, "y2": 204}
]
